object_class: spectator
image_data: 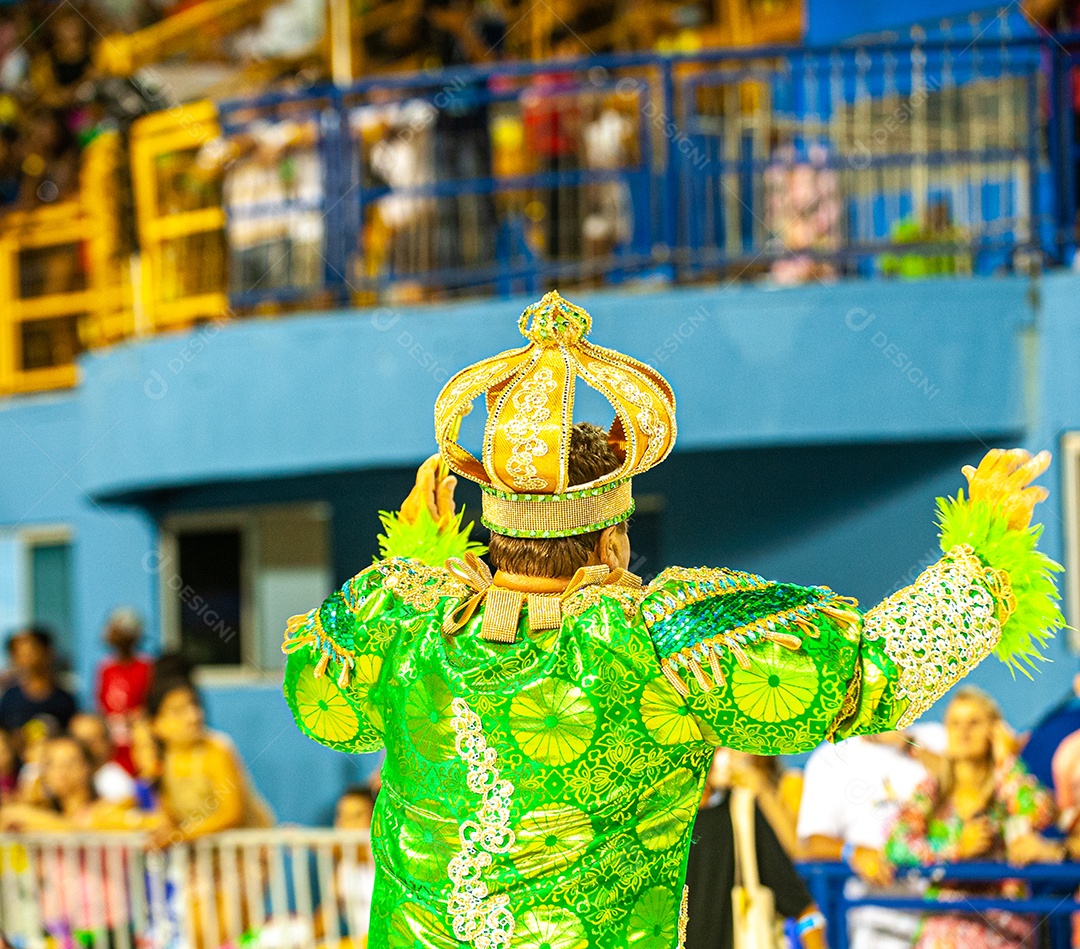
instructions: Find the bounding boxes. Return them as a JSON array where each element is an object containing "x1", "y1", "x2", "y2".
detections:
[
  {"x1": 129, "y1": 715, "x2": 161, "y2": 810},
  {"x1": 0, "y1": 727, "x2": 19, "y2": 800},
  {"x1": 422, "y1": 0, "x2": 503, "y2": 278},
  {"x1": 886, "y1": 687, "x2": 1059, "y2": 949},
  {"x1": 0, "y1": 9, "x2": 28, "y2": 95},
  {"x1": 0, "y1": 626, "x2": 78, "y2": 743},
  {"x1": 522, "y1": 28, "x2": 586, "y2": 261},
  {"x1": 799, "y1": 724, "x2": 945, "y2": 879},
  {"x1": 0, "y1": 735, "x2": 143, "y2": 945},
  {"x1": 16, "y1": 108, "x2": 80, "y2": 208},
  {"x1": 335, "y1": 784, "x2": 375, "y2": 942},
  {"x1": 15, "y1": 715, "x2": 61, "y2": 804},
  {"x1": 96, "y1": 607, "x2": 153, "y2": 772},
  {"x1": 29, "y1": 10, "x2": 96, "y2": 116},
  {"x1": 712, "y1": 747, "x2": 802, "y2": 856},
  {"x1": 69, "y1": 712, "x2": 137, "y2": 804},
  {"x1": 0, "y1": 735, "x2": 141, "y2": 831},
  {"x1": 147, "y1": 677, "x2": 273, "y2": 848},
  {"x1": 685, "y1": 748, "x2": 826, "y2": 949},
  {"x1": 798, "y1": 724, "x2": 945, "y2": 949}
]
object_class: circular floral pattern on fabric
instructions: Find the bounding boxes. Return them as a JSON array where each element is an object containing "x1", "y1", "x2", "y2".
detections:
[
  {"x1": 513, "y1": 805, "x2": 594, "y2": 877},
  {"x1": 635, "y1": 767, "x2": 698, "y2": 852},
  {"x1": 626, "y1": 887, "x2": 678, "y2": 949},
  {"x1": 292, "y1": 664, "x2": 360, "y2": 744},
  {"x1": 388, "y1": 901, "x2": 445, "y2": 949},
  {"x1": 640, "y1": 679, "x2": 701, "y2": 745},
  {"x1": 404, "y1": 674, "x2": 455, "y2": 760},
  {"x1": 511, "y1": 679, "x2": 596, "y2": 766},
  {"x1": 350, "y1": 653, "x2": 384, "y2": 730},
  {"x1": 398, "y1": 804, "x2": 460, "y2": 884},
  {"x1": 730, "y1": 644, "x2": 819, "y2": 723},
  {"x1": 513, "y1": 906, "x2": 587, "y2": 949}
]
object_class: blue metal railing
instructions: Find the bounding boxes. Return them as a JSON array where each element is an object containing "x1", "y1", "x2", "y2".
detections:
[
  {"x1": 799, "y1": 861, "x2": 1080, "y2": 949},
  {"x1": 212, "y1": 33, "x2": 1080, "y2": 310}
]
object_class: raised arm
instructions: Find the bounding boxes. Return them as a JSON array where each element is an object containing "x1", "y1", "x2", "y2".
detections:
[
  {"x1": 643, "y1": 449, "x2": 1063, "y2": 755},
  {"x1": 281, "y1": 457, "x2": 482, "y2": 753}
]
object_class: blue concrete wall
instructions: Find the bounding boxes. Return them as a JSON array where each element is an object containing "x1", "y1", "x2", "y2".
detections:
[
  {"x1": 78, "y1": 279, "x2": 1027, "y2": 500},
  {"x1": 0, "y1": 273, "x2": 1076, "y2": 825}
]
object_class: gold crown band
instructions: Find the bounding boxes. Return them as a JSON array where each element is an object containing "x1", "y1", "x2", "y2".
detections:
[{"x1": 482, "y1": 480, "x2": 634, "y2": 538}]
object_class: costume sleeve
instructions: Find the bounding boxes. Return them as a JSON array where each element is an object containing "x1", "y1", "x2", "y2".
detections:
[
  {"x1": 281, "y1": 503, "x2": 478, "y2": 754},
  {"x1": 884, "y1": 777, "x2": 947, "y2": 866},
  {"x1": 642, "y1": 496, "x2": 1063, "y2": 755}
]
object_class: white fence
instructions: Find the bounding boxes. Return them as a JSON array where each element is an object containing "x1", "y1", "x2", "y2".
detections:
[{"x1": 0, "y1": 828, "x2": 372, "y2": 949}]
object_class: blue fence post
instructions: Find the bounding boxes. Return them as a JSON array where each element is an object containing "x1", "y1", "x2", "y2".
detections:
[
  {"x1": 661, "y1": 57, "x2": 679, "y2": 278},
  {"x1": 1027, "y1": 50, "x2": 1043, "y2": 265},
  {"x1": 319, "y1": 96, "x2": 349, "y2": 305},
  {"x1": 1055, "y1": 43, "x2": 1078, "y2": 266}
]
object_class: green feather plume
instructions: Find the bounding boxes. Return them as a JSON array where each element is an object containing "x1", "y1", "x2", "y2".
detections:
[
  {"x1": 936, "y1": 491, "x2": 1065, "y2": 675},
  {"x1": 376, "y1": 502, "x2": 486, "y2": 568}
]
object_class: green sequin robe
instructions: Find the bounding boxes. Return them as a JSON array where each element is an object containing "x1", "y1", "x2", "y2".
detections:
[{"x1": 281, "y1": 499, "x2": 1059, "y2": 949}]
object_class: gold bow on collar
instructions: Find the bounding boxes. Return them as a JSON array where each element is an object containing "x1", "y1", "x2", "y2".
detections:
[{"x1": 441, "y1": 553, "x2": 639, "y2": 643}]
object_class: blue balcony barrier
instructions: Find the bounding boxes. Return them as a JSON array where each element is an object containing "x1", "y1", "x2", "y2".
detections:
[
  {"x1": 213, "y1": 34, "x2": 1080, "y2": 310},
  {"x1": 799, "y1": 861, "x2": 1080, "y2": 949}
]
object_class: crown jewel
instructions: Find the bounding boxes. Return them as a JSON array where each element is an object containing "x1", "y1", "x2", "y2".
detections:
[{"x1": 435, "y1": 291, "x2": 677, "y2": 537}]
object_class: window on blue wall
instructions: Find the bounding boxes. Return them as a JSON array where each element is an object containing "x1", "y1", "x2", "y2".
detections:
[
  {"x1": 175, "y1": 529, "x2": 244, "y2": 667},
  {"x1": 162, "y1": 505, "x2": 332, "y2": 672},
  {"x1": 27, "y1": 535, "x2": 74, "y2": 671}
]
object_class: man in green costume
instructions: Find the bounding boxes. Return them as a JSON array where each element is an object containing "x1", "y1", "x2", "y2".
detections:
[{"x1": 282, "y1": 291, "x2": 1062, "y2": 949}]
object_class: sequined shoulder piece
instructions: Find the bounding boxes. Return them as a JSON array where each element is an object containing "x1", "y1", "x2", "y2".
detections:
[
  {"x1": 373, "y1": 557, "x2": 470, "y2": 613},
  {"x1": 642, "y1": 566, "x2": 861, "y2": 696}
]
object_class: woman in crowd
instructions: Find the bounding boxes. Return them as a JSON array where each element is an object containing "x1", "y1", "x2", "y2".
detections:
[
  {"x1": 146, "y1": 676, "x2": 272, "y2": 846},
  {"x1": 886, "y1": 687, "x2": 1061, "y2": 949},
  {"x1": 685, "y1": 747, "x2": 827, "y2": 949},
  {"x1": 0, "y1": 734, "x2": 140, "y2": 831},
  {"x1": 0, "y1": 734, "x2": 140, "y2": 943},
  {"x1": 0, "y1": 727, "x2": 19, "y2": 799},
  {"x1": 722, "y1": 749, "x2": 803, "y2": 857}
]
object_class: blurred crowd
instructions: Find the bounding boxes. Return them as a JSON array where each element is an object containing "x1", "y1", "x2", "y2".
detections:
[
  {"x1": 686, "y1": 685, "x2": 1080, "y2": 949},
  {"x1": 8, "y1": 605, "x2": 1080, "y2": 949},
  {"x1": 0, "y1": 612, "x2": 272, "y2": 844}
]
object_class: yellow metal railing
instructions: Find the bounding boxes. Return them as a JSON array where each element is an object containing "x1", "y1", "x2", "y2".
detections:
[
  {"x1": 130, "y1": 100, "x2": 228, "y2": 334},
  {"x1": 0, "y1": 131, "x2": 132, "y2": 396},
  {"x1": 0, "y1": 101, "x2": 229, "y2": 397}
]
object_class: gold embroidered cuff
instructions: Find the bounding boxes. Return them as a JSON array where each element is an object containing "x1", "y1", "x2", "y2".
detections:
[
  {"x1": 481, "y1": 479, "x2": 634, "y2": 538},
  {"x1": 862, "y1": 543, "x2": 1004, "y2": 729}
]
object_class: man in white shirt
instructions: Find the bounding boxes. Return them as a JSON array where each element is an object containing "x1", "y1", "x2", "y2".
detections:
[{"x1": 798, "y1": 724, "x2": 946, "y2": 949}]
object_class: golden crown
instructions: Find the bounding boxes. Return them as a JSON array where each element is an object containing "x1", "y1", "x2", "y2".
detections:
[{"x1": 434, "y1": 291, "x2": 677, "y2": 538}]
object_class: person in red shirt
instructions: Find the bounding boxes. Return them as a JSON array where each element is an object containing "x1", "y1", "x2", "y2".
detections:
[{"x1": 95, "y1": 609, "x2": 152, "y2": 774}]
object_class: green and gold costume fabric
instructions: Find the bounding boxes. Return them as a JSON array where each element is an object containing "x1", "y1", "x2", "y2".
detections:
[{"x1": 282, "y1": 497, "x2": 1061, "y2": 949}]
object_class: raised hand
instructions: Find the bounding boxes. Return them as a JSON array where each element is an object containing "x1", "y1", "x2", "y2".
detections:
[
  {"x1": 399, "y1": 455, "x2": 459, "y2": 529},
  {"x1": 960, "y1": 449, "x2": 1051, "y2": 531}
]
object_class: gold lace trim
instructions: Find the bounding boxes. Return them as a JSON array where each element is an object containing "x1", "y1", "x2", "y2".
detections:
[
  {"x1": 825, "y1": 671, "x2": 862, "y2": 743},
  {"x1": 376, "y1": 558, "x2": 469, "y2": 613},
  {"x1": 861, "y1": 543, "x2": 1007, "y2": 729},
  {"x1": 447, "y1": 697, "x2": 516, "y2": 947},
  {"x1": 503, "y1": 365, "x2": 558, "y2": 491},
  {"x1": 678, "y1": 885, "x2": 689, "y2": 948}
]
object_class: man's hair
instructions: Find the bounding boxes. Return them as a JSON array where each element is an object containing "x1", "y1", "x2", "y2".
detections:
[
  {"x1": 487, "y1": 422, "x2": 625, "y2": 578},
  {"x1": 5, "y1": 626, "x2": 53, "y2": 656}
]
